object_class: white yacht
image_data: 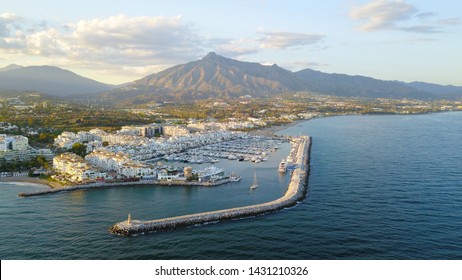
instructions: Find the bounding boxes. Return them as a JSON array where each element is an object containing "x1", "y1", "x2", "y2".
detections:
[{"x1": 278, "y1": 159, "x2": 287, "y2": 173}]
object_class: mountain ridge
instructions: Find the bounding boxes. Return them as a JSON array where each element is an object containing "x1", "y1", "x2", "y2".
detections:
[
  {"x1": 3, "y1": 54, "x2": 461, "y2": 103},
  {"x1": 0, "y1": 65, "x2": 115, "y2": 97},
  {"x1": 105, "y1": 52, "x2": 460, "y2": 103}
]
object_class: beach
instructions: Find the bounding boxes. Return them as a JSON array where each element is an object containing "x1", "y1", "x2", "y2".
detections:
[{"x1": 0, "y1": 175, "x2": 63, "y2": 189}]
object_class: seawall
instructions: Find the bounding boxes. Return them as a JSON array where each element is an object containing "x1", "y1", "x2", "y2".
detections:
[
  {"x1": 18, "y1": 176, "x2": 238, "y2": 197},
  {"x1": 109, "y1": 136, "x2": 312, "y2": 236}
]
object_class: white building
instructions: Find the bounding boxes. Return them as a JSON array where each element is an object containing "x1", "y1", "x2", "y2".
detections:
[
  {"x1": 0, "y1": 134, "x2": 28, "y2": 151},
  {"x1": 85, "y1": 149, "x2": 155, "y2": 178},
  {"x1": 11, "y1": 136, "x2": 28, "y2": 150},
  {"x1": 53, "y1": 152, "x2": 105, "y2": 183},
  {"x1": 163, "y1": 125, "x2": 190, "y2": 137},
  {"x1": 119, "y1": 124, "x2": 163, "y2": 137}
]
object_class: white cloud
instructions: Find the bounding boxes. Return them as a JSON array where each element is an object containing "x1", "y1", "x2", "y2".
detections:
[
  {"x1": 0, "y1": 14, "x2": 209, "y2": 81},
  {"x1": 0, "y1": 12, "x2": 22, "y2": 22},
  {"x1": 283, "y1": 61, "x2": 329, "y2": 71},
  {"x1": 350, "y1": 0, "x2": 417, "y2": 31},
  {"x1": 0, "y1": 13, "x2": 23, "y2": 42},
  {"x1": 0, "y1": 13, "x2": 327, "y2": 83},
  {"x1": 399, "y1": 25, "x2": 441, "y2": 34},
  {"x1": 349, "y1": 0, "x2": 451, "y2": 34},
  {"x1": 438, "y1": 18, "x2": 461, "y2": 26},
  {"x1": 415, "y1": 12, "x2": 437, "y2": 19},
  {"x1": 258, "y1": 31, "x2": 324, "y2": 49},
  {"x1": 68, "y1": 15, "x2": 203, "y2": 65},
  {"x1": 213, "y1": 38, "x2": 258, "y2": 58}
]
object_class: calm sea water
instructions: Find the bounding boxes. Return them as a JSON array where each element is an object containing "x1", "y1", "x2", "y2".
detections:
[{"x1": 1, "y1": 112, "x2": 462, "y2": 259}]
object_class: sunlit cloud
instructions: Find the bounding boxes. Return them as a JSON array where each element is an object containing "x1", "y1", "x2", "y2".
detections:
[
  {"x1": 349, "y1": 0, "x2": 443, "y2": 33},
  {"x1": 258, "y1": 31, "x2": 324, "y2": 49},
  {"x1": 212, "y1": 38, "x2": 259, "y2": 59},
  {"x1": 0, "y1": 14, "x2": 206, "y2": 76},
  {"x1": 0, "y1": 12, "x2": 330, "y2": 82},
  {"x1": 350, "y1": 0, "x2": 416, "y2": 31}
]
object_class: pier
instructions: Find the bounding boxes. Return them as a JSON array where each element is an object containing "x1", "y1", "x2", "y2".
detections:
[
  {"x1": 17, "y1": 176, "x2": 240, "y2": 197},
  {"x1": 109, "y1": 136, "x2": 312, "y2": 236}
]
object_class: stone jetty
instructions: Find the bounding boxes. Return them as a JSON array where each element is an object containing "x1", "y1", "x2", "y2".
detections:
[
  {"x1": 17, "y1": 177, "x2": 239, "y2": 198},
  {"x1": 109, "y1": 136, "x2": 312, "y2": 236}
]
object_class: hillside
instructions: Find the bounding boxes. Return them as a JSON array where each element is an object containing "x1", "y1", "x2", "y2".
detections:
[
  {"x1": 105, "y1": 52, "x2": 305, "y2": 103},
  {"x1": 103, "y1": 53, "x2": 462, "y2": 104},
  {"x1": 0, "y1": 65, "x2": 115, "y2": 97},
  {"x1": 295, "y1": 69, "x2": 433, "y2": 99},
  {"x1": 4, "y1": 54, "x2": 460, "y2": 104}
]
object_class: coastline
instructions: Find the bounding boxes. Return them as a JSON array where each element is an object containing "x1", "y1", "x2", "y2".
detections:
[
  {"x1": 250, "y1": 119, "x2": 309, "y2": 136},
  {"x1": 0, "y1": 176, "x2": 63, "y2": 189},
  {"x1": 3, "y1": 121, "x2": 302, "y2": 191}
]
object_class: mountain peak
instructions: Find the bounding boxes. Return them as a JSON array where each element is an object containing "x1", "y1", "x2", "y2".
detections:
[
  {"x1": 204, "y1": 52, "x2": 218, "y2": 58},
  {"x1": 0, "y1": 64, "x2": 24, "y2": 72},
  {"x1": 201, "y1": 52, "x2": 221, "y2": 62}
]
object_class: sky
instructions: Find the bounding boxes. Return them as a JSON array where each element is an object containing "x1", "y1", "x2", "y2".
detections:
[{"x1": 0, "y1": 0, "x2": 461, "y2": 85}]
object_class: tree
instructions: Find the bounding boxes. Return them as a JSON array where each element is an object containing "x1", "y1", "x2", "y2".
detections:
[
  {"x1": 36, "y1": 155, "x2": 49, "y2": 169},
  {"x1": 38, "y1": 132, "x2": 55, "y2": 144},
  {"x1": 68, "y1": 143, "x2": 87, "y2": 158}
]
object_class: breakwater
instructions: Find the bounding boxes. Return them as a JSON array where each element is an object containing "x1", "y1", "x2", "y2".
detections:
[
  {"x1": 17, "y1": 177, "x2": 239, "y2": 198},
  {"x1": 109, "y1": 136, "x2": 312, "y2": 236}
]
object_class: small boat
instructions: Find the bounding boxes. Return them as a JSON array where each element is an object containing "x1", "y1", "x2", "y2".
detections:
[
  {"x1": 229, "y1": 173, "x2": 242, "y2": 182},
  {"x1": 278, "y1": 159, "x2": 287, "y2": 173},
  {"x1": 250, "y1": 171, "x2": 258, "y2": 190}
]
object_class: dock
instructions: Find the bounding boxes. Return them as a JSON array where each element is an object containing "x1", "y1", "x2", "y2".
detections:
[
  {"x1": 17, "y1": 176, "x2": 240, "y2": 197},
  {"x1": 109, "y1": 136, "x2": 312, "y2": 236}
]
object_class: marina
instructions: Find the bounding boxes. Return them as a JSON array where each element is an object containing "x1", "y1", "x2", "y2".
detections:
[
  {"x1": 160, "y1": 136, "x2": 285, "y2": 164},
  {"x1": 109, "y1": 136, "x2": 311, "y2": 236}
]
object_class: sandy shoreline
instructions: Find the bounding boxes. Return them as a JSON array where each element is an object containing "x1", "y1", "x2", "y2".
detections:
[{"x1": 0, "y1": 176, "x2": 63, "y2": 189}]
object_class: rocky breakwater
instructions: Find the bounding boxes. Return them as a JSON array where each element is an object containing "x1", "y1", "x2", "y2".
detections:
[{"x1": 109, "y1": 136, "x2": 312, "y2": 236}]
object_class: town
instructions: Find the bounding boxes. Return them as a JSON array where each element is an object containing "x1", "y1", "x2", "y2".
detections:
[{"x1": 1, "y1": 91, "x2": 462, "y2": 187}]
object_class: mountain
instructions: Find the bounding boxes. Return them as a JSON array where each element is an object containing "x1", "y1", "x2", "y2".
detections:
[
  {"x1": 0, "y1": 64, "x2": 24, "y2": 72},
  {"x1": 105, "y1": 52, "x2": 306, "y2": 103},
  {"x1": 295, "y1": 68, "x2": 433, "y2": 99},
  {"x1": 0, "y1": 65, "x2": 115, "y2": 97},
  {"x1": 104, "y1": 53, "x2": 461, "y2": 104},
  {"x1": 404, "y1": 81, "x2": 462, "y2": 98}
]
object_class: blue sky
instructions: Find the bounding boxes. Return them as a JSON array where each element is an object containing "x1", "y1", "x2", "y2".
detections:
[{"x1": 0, "y1": 0, "x2": 460, "y2": 85}]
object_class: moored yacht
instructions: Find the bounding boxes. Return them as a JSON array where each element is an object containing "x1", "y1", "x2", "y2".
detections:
[{"x1": 278, "y1": 159, "x2": 287, "y2": 173}]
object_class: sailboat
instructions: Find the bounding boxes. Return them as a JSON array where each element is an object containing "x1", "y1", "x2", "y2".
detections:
[{"x1": 249, "y1": 170, "x2": 258, "y2": 190}]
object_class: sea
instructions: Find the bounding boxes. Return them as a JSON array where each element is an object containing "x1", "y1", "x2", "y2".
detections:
[{"x1": 1, "y1": 111, "x2": 461, "y2": 259}]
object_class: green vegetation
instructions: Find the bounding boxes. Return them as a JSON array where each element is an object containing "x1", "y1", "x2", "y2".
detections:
[
  {"x1": 68, "y1": 143, "x2": 87, "y2": 158},
  {"x1": 0, "y1": 155, "x2": 50, "y2": 172},
  {"x1": 2, "y1": 91, "x2": 461, "y2": 138},
  {"x1": 0, "y1": 98, "x2": 157, "y2": 132}
]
